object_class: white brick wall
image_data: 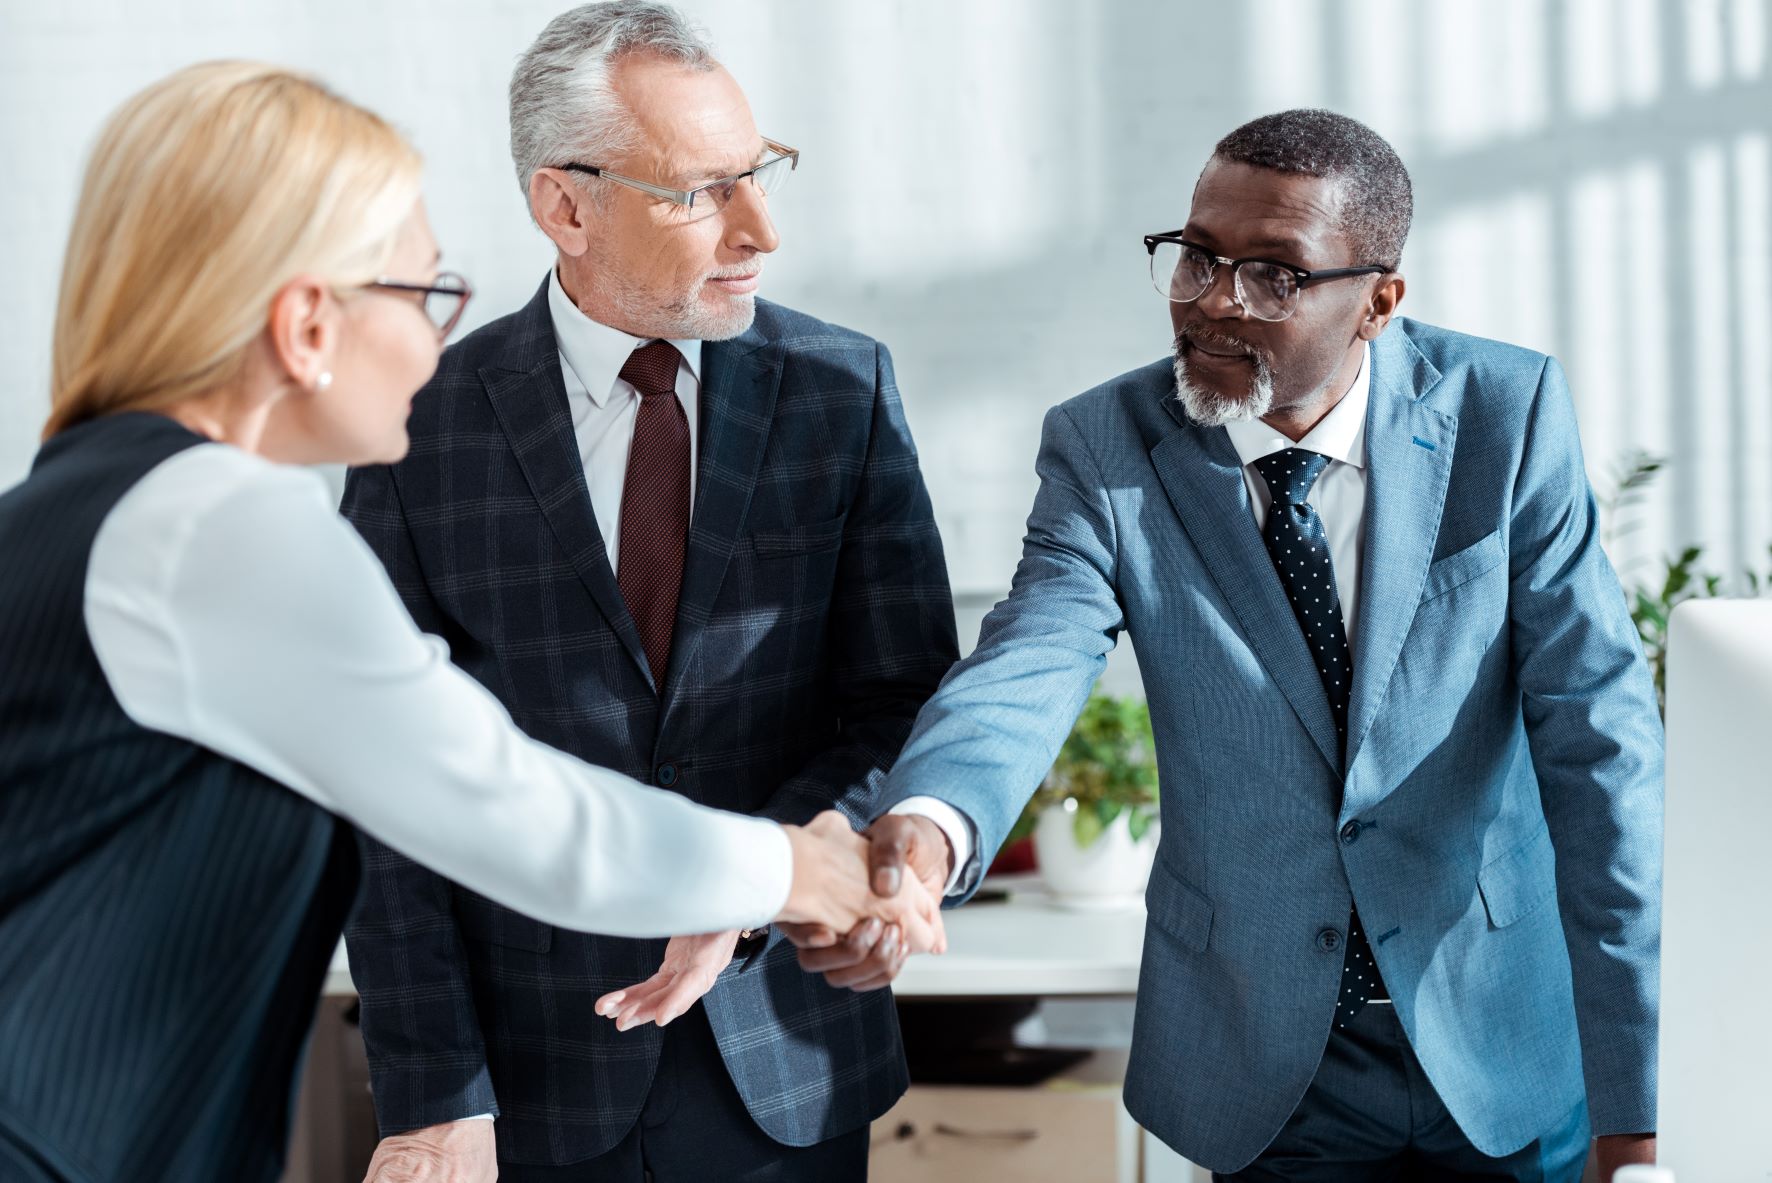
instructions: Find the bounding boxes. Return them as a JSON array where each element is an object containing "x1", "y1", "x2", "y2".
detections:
[{"x1": 5, "y1": 0, "x2": 1770, "y2": 641}]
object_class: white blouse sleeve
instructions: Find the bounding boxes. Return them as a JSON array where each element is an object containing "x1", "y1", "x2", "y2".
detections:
[{"x1": 84, "y1": 445, "x2": 790, "y2": 937}]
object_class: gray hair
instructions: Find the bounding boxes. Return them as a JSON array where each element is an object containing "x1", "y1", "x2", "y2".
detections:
[
  {"x1": 509, "y1": 1, "x2": 716, "y2": 208},
  {"x1": 1210, "y1": 109, "x2": 1413, "y2": 271}
]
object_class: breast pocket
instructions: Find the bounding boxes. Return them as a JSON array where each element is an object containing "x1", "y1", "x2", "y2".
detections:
[
  {"x1": 1421, "y1": 529, "x2": 1505, "y2": 602},
  {"x1": 750, "y1": 512, "x2": 848, "y2": 559}
]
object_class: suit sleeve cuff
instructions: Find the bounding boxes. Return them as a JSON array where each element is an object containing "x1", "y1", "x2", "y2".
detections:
[{"x1": 889, "y1": 797, "x2": 975, "y2": 897}]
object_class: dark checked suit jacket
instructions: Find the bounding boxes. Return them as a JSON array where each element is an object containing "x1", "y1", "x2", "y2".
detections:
[{"x1": 340, "y1": 278, "x2": 957, "y2": 1164}]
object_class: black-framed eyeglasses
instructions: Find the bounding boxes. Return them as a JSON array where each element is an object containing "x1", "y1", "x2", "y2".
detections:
[
  {"x1": 555, "y1": 138, "x2": 799, "y2": 212},
  {"x1": 1144, "y1": 232, "x2": 1388, "y2": 322},
  {"x1": 364, "y1": 271, "x2": 474, "y2": 339}
]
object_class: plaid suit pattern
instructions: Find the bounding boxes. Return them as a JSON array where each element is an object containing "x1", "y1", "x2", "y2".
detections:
[{"x1": 342, "y1": 279, "x2": 957, "y2": 1164}]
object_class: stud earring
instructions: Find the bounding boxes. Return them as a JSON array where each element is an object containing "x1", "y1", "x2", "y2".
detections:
[{"x1": 315, "y1": 371, "x2": 333, "y2": 392}]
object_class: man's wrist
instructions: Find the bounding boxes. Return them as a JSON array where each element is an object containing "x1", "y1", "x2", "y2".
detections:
[
  {"x1": 887, "y1": 797, "x2": 974, "y2": 895},
  {"x1": 922, "y1": 815, "x2": 956, "y2": 882}
]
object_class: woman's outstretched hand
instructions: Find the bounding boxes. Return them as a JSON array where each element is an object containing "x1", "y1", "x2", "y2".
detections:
[{"x1": 596, "y1": 811, "x2": 948, "y2": 1029}]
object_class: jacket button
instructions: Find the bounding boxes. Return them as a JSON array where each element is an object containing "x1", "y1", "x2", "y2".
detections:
[
  {"x1": 656, "y1": 762, "x2": 679, "y2": 787},
  {"x1": 1340, "y1": 820, "x2": 1362, "y2": 845},
  {"x1": 1317, "y1": 928, "x2": 1342, "y2": 953}
]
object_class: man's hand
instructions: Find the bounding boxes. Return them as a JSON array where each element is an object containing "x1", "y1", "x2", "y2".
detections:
[
  {"x1": 780, "y1": 813, "x2": 954, "y2": 991},
  {"x1": 775, "y1": 811, "x2": 946, "y2": 952},
  {"x1": 362, "y1": 1119, "x2": 496, "y2": 1183},
  {"x1": 1593, "y1": 1132, "x2": 1656, "y2": 1179},
  {"x1": 865, "y1": 813, "x2": 955, "y2": 900},
  {"x1": 594, "y1": 930, "x2": 741, "y2": 1030}
]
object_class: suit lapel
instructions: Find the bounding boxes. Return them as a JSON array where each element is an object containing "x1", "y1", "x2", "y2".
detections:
[
  {"x1": 1344, "y1": 327, "x2": 1455, "y2": 780},
  {"x1": 660, "y1": 326, "x2": 783, "y2": 703},
  {"x1": 1149, "y1": 391, "x2": 1345, "y2": 776},
  {"x1": 479, "y1": 280, "x2": 651, "y2": 683}
]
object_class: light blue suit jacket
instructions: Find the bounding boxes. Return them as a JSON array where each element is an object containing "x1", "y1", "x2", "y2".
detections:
[{"x1": 878, "y1": 318, "x2": 1663, "y2": 1171}]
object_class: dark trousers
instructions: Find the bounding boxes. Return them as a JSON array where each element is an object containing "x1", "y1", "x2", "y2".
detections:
[
  {"x1": 495, "y1": 1002, "x2": 869, "y2": 1183},
  {"x1": 1218, "y1": 1003, "x2": 1590, "y2": 1182}
]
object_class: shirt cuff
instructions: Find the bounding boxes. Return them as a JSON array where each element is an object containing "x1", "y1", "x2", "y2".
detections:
[
  {"x1": 741, "y1": 819, "x2": 795, "y2": 929},
  {"x1": 463, "y1": 1114, "x2": 495, "y2": 1122},
  {"x1": 889, "y1": 797, "x2": 975, "y2": 897}
]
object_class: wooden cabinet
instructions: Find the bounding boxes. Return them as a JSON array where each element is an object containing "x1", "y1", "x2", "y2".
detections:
[
  {"x1": 868, "y1": 1052, "x2": 1143, "y2": 1183},
  {"x1": 281, "y1": 996, "x2": 377, "y2": 1183}
]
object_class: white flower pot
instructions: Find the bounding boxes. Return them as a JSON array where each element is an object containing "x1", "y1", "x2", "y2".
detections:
[{"x1": 1033, "y1": 803, "x2": 1159, "y2": 909}]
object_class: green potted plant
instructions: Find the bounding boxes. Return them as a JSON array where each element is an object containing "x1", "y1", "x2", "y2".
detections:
[
  {"x1": 1600, "y1": 451, "x2": 1772, "y2": 713},
  {"x1": 1006, "y1": 693, "x2": 1160, "y2": 907}
]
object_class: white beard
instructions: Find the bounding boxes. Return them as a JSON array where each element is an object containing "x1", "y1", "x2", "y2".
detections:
[
  {"x1": 665, "y1": 280, "x2": 757, "y2": 341},
  {"x1": 586, "y1": 242, "x2": 760, "y2": 342},
  {"x1": 601, "y1": 274, "x2": 756, "y2": 342},
  {"x1": 1172, "y1": 350, "x2": 1276, "y2": 427}
]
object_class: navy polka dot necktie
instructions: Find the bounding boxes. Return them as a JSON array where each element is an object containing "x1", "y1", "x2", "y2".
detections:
[{"x1": 1251, "y1": 447, "x2": 1386, "y2": 1027}]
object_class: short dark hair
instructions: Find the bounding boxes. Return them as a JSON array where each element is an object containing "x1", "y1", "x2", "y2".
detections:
[{"x1": 1210, "y1": 109, "x2": 1413, "y2": 270}]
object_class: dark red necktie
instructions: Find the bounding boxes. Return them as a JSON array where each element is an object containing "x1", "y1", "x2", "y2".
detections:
[{"x1": 616, "y1": 340, "x2": 690, "y2": 690}]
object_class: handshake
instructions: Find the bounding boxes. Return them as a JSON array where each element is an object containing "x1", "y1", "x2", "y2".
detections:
[{"x1": 595, "y1": 812, "x2": 953, "y2": 1030}]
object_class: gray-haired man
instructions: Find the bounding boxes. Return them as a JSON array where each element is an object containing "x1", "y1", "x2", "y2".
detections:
[{"x1": 343, "y1": 4, "x2": 957, "y2": 1179}]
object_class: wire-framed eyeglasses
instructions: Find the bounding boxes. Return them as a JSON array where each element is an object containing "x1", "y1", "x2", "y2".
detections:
[{"x1": 557, "y1": 138, "x2": 799, "y2": 212}]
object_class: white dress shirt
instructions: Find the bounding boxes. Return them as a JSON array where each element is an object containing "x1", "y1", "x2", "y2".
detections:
[
  {"x1": 1222, "y1": 343, "x2": 1370, "y2": 639},
  {"x1": 83, "y1": 441, "x2": 793, "y2": 937},
  {"x1": 548, "y1": 268, "x2": 701, "y2": 571},
  {"x1": 900, "y1": 345, "x2": 1372, "y2": 896}
]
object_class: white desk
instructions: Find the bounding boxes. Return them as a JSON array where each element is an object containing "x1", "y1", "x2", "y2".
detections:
[
  {"x1": 312, "y1": 877, "x2": 1202, "y2": 1183},
  {"x1": 323, "y1": 875, "x2": 1147, "y2": 999},
  {"x1": 894, "y1": 880, "x2": 1146, "y2": 997}
]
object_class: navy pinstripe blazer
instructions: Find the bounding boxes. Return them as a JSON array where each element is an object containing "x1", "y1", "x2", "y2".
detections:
[
  {"x1": 341, "y1": 279, "x2": 957, "y2": 1163},
  {"x1": 0, "y1": 414, "x2": 359, "y2": 1183}
]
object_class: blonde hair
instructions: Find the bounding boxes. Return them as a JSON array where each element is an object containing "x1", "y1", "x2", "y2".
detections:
[{"x1": 45, "y1": 61, "x2": 423, "y2": 438}]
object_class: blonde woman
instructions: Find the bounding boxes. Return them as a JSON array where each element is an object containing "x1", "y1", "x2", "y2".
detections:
[{"x1": 0, "y1": 62, "x2": 939, "y2": 1183}]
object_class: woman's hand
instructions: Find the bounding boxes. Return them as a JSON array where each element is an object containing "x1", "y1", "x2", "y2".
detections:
[{"x1": 778, "y1": 811, "x2": 946, "y2": 958}]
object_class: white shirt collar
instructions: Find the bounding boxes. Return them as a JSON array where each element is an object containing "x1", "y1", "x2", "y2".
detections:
[
  {"x1": 547, "y1": 267, "x2": 702, "y2": 407},
  {"x1": 1223, "y1": 341, "x2": 1370, "y2": 472}
]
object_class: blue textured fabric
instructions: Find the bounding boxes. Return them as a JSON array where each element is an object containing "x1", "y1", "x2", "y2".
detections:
[
  {"x1": 877, "y1": 319, "x2": 1663, "y2": 1173},
  {"x1": 341, "y1": 279, "x2": 957, "y2": 1163},
  {"x1": 0, "y1": 413, "x2": 360, "y2": 1182}
]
